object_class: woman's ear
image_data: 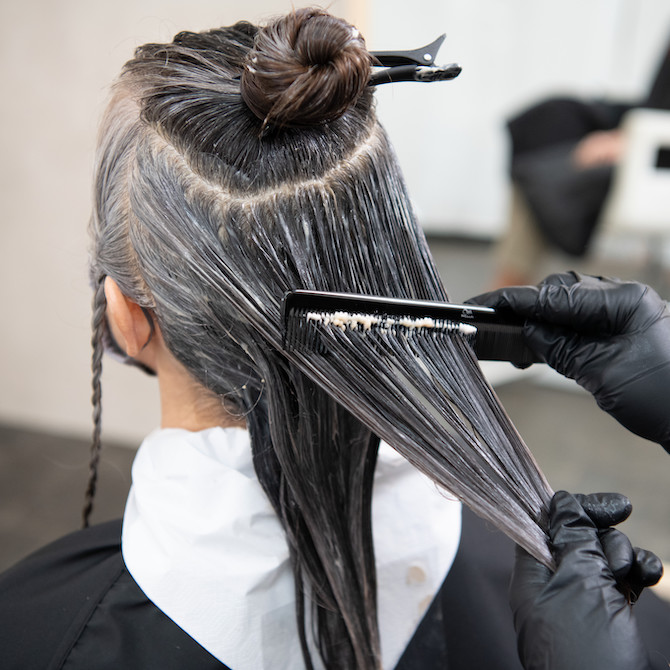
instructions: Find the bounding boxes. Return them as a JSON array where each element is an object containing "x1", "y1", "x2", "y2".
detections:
[{"x1": 103, "y1": 277, "x2": 153, "y2": 359}]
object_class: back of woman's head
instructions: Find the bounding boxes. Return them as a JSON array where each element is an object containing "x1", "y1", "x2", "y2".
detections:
[
  {"x1": 89, "y1": 8, "x2": 552, "y2": 669},
  {"x1": 89, "y1": 9, "x2": 428, "y2": 668}
]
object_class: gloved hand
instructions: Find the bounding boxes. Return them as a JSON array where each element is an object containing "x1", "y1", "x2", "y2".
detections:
[
  {"x1": 469, "y1": 272, "x2": 670, "y2": 452},
  {"x1": 511, "y1": 491, "x2": 663, "y2": 670}
]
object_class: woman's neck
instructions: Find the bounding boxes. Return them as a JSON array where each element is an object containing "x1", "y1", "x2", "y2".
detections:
[{"x1": 156, "y1": 348, "x2": 247, "y2": 432}]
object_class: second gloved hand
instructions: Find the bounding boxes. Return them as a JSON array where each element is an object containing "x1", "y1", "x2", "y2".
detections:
[
  {"x1": 469, "y1": 272, "x2": 670, "y2": 451},
  {"x1": 511, "y1": 491, "x2": 663, "y2": 670}
]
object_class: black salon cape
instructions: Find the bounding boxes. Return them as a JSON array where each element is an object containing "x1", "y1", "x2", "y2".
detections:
[{"x1": 1, "y1": 508, "x2": 669, "y2": 670}]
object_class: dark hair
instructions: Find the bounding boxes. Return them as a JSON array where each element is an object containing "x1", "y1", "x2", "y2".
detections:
[
  {"x1": 240, "y1": 7, "x2": 371, "y2": 128},
  {"x1": 88, "y1": 8, "x2": 552, "y2": 669}
]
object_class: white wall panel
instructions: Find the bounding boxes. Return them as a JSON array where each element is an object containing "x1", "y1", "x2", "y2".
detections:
[{"x1": 368, "y1": 0, "x2": 670, "y2": 234}]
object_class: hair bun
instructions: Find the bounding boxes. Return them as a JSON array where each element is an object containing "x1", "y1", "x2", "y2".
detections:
[{"x1": 240, "y1": 8, "x2": 371, "y2": 128}]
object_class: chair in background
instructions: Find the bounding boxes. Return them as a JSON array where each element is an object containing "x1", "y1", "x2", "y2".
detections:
[{"x1": 599, "y1": 108, "x2": 670, "y2": 290}]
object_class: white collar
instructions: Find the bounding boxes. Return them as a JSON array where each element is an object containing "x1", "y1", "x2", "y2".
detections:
[{"x1": 122, "y1": 427, "x2": 461, "y2": 670}]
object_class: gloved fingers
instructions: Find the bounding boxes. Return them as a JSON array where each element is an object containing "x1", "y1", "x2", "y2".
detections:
[
  {"x1": 470, "y1": 273, "x2": 652, "y2": 334},
  {"x1": 574, "y1": 492, "x2": 632, "y2": 527},
  {"x1": 466, "y1": 285, "x2": 574, "y2": 369},
  {"x1": 511, "y1": 493, "x2": 653, "y2": 670},
  {"x1": 573, "y1": 492, "x2": 634, "y2": 583},
  {"x1": 466, "y1": 272, "x2": 581, "y2": 311},
  {"x1": 467, "y1": 273, "x2": 579, "y2": 313},
  {"x1": 465, "y1": 285, "x2": 540, "y2": 313},
  {"x1": 534, "y1": 270, "x2": 581, "y2": 288},
  {"x1": 549, "y1": 493, "x2": 662, "y2": 605},
  {"x1": 534, "y1": 279, "x2": 619, "y2": 331},
  {"x1": 467, "y1": 278, "x2": 595, "y2": 330},
  {"x1": 566, "y1": 493, "x2": 662, "y2": 594},
  {"x1": 548, "y1": 491, "x2": 608, "y2": 568},
  {"x1": 630, "y1": 547, "x2": 664, "y2": 590},
  {"x1": 598, "y1": 528, "x2": 635, "y2": 582},
  {"x1": 596, "y1": 530, "x2": 658, "y2": 604},
  {"x1": 521, "y1": 322, "x2": 594, "y2": 380},
  {"x1": 464, "y1": 287, "x2": 552, "y2": 367},
  {"x1": 521, "y1": 323, "x2": 624, "y2": 396},
  {"x1": 617, "y1": 547, "x2": 664, "y2": 604}
]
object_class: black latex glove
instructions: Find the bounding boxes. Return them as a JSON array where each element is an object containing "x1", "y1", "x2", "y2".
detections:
[
  {"x1": 469, "y1": 272, "x2": 670, "y2": 451},
  {"x1": 511, "y1": 491, "x2": 663, "y2": 670}
]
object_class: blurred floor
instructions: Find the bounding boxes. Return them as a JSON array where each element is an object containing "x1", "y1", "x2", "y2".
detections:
[
  {"x1": 0, "y1": 425, "x2": 135, "y2": 571},
  {"x1": 1, "y1": 235, "x2": 669, "y2": 602}
]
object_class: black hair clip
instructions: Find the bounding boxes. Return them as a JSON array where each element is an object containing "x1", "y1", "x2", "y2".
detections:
[{"x1": 370, "y1": 34, "x2": 461, "y2": 86}]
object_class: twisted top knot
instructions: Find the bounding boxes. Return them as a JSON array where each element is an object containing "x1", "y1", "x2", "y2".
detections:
[{"x1": 240, "y1": 8, "x2": 371, "y2": 128}]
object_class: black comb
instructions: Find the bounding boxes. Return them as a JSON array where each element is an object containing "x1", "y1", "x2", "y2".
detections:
[{"x1": 282, "y1": 290, "x2": 541, "y2": 368}]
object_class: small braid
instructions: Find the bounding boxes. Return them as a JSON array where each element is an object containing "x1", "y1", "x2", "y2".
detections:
[{"x1": 82, "y1": 279, "x2": 106, "y2": 528}]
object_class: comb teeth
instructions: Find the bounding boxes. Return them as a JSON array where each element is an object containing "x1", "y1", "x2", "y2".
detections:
[
  {"x1": 304, "y1": 310, "x2": 477, "y2": 334},
  {"x1": 283, "y1": 307, "x2": 477, "y2": 353},
  {"x1": 284, "y1": 307, "x2": 328, "y2": 354}
]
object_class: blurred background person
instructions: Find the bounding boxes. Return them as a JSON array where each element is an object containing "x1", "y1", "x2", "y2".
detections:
[{"x1": 493, "y1": 30, "x2": 670, "y2": 287}]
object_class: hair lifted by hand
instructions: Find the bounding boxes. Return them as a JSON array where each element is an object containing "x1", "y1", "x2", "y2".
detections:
[{"x1": 240, "y1": 7, "x2": 371, "y2": 128}]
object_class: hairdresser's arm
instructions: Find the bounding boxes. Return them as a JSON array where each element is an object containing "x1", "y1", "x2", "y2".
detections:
[
  {"x1": 469, "y1": 272, "x2": 670, "y2": 452},
  {"x1": 511, "y1": 491, "x2": 662, "y2": 670}
]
